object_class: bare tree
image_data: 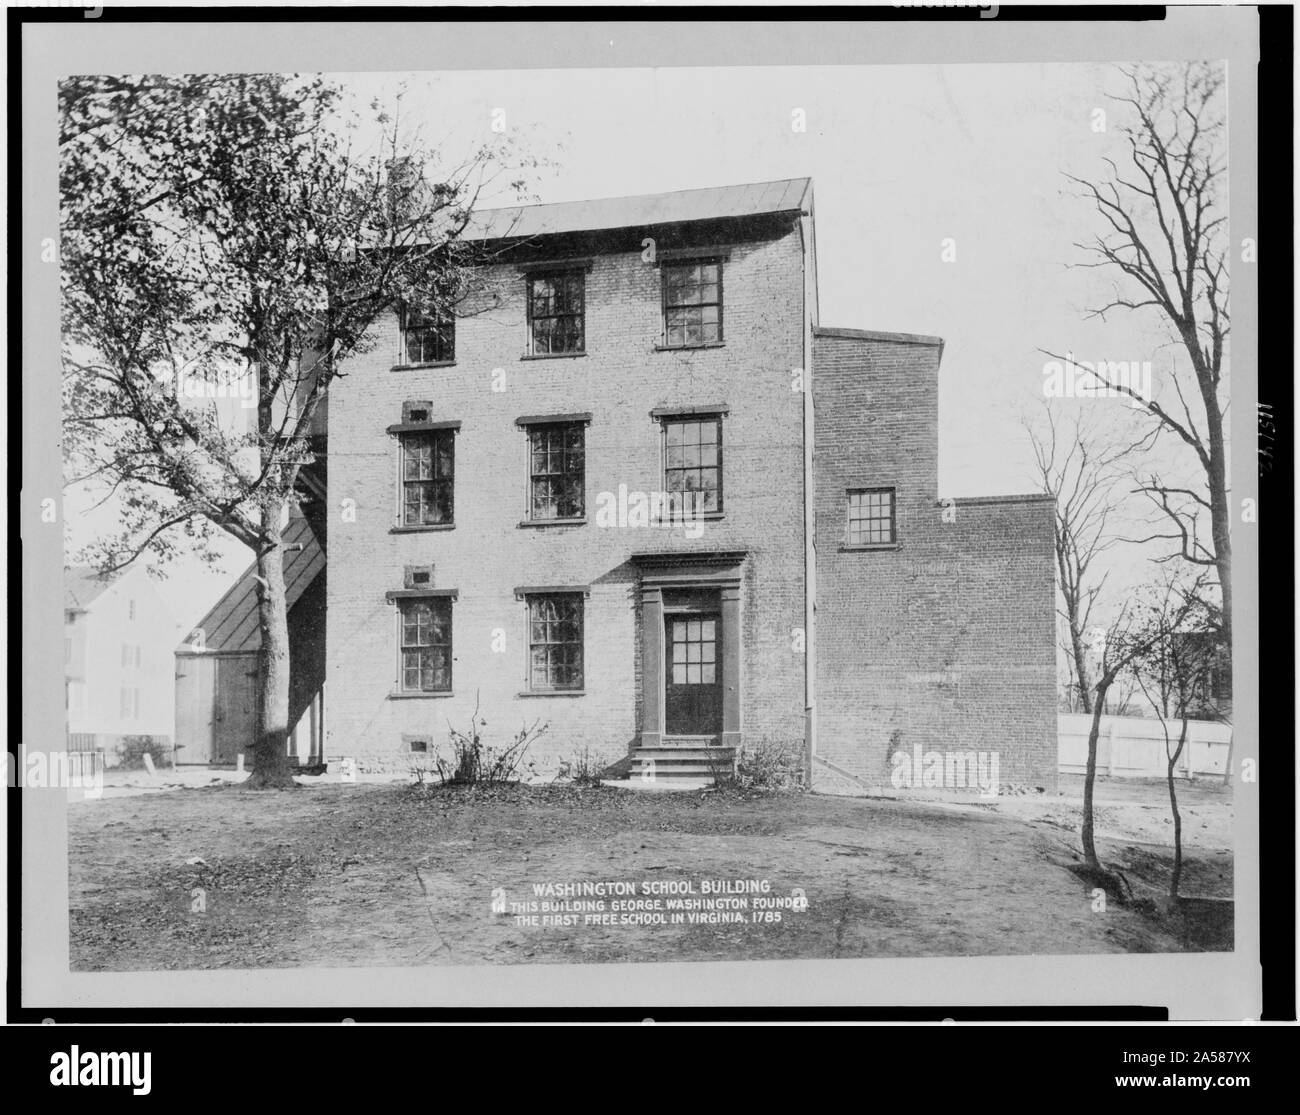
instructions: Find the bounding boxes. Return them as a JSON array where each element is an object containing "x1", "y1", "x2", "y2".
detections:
[
  {"x1": 1024, "y1": 402, "x2": 1144, "y2": 714},
  {"x1": 1045, "y1": 62, "x2": 1231, "y2": 642},
  {"x1": 60, "y1": 74, "x2": 538, "y2": 787}
]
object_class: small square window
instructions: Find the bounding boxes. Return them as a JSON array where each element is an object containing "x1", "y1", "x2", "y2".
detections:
[
  {"x1": 408, "y1": 738, "x2": 430, "y2": 754},
  {"x1": 846, "y1": 488, "x2": 896, "y2": 546}
]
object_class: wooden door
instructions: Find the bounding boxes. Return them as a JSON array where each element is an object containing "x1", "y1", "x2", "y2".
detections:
[
  {"x1": 174, "y1": 656, "x2": 216, "y2": 764},
  {"x1": 664, "y1": 613, "x2": 722, "y2": 736},
  {"x1": 214, "y1": 657, "x2": 258, "y2": 765}
]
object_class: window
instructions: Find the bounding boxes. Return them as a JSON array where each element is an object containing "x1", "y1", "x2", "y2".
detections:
[
  {"x1": 846, "y1": 488, "x2": 896, "y2": 546},
  {"x1": 662, "y1": 259, "x2": 722, "y2": 347},
  {"x1": 671, "y1": 615, "x2": 718, "y2": 686},
  {"x1": 527, "y1": 594, "x2": 584, "y2": 692},
  {"x1": 528, "y1": 423, "x2": 585, "y2": 520},
  {"x1": 407, "y1": 738, "x2": 430, "y2": 754},
  {"x1": 663, "y1": 417, "x2": 723, "y2": 514},
  {"x1": 401, "y1": 303, "x2": 455, "y2": 365},
  {"x1": 401, "y1": 429, "x2": 455, "y2": 526},
  {"x1": 128, "y1": 599, "x2": 137, "y2": 621},
  {"x1": 399, "y1": 598, "x2": 452, "y2": 693},
  {"x1": 527, "y1": 271, "x2": 584, "y2": 355},
  {"x1": 121, "y1": 643, "x2": 131, "y2": 668}
]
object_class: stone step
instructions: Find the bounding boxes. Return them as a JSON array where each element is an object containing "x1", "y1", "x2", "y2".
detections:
[{"x1": 633, "y1": 748, "x2": 734, "y2": 762}]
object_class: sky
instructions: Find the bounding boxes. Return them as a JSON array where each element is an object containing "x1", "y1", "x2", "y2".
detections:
[{"x1": 64, "y1": 61, "x2": 1221, "y2": 632}]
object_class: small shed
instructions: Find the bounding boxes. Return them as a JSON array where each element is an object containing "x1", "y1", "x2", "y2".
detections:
[{"x1": 174, "y1": 513, "x2": 326, "y2": 768}]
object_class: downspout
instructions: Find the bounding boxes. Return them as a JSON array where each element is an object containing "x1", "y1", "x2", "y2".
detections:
[{"x1": 799, "y1": 198, "x2": 819, "y2": 781}]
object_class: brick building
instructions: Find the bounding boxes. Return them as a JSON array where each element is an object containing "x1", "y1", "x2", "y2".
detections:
[{"x1": 310, "y1": 176, "x2": 1057, "y2": 790}]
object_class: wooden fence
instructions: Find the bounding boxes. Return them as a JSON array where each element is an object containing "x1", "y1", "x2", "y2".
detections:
[{"x1": 1058, "y1": 713, "x2": 1232, "y2": 778}]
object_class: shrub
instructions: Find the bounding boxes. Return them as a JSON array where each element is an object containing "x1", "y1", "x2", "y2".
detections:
[
  {"x1": 117, "y1": 735, "x2": 171, "y2": 771},
  {"x1": 559, "y1": 746, "x2": 611, "y2": 786},
  {"x1": 730, "y1": 738, "x2": 805, "y2": 792},
  {"x1": 429, "y1": 695, "x2": 547, "y2": 786}
]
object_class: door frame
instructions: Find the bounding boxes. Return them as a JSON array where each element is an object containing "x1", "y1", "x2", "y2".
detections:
[{"x1": 631, "y1": 550, "x2": 745, "y2": 751}]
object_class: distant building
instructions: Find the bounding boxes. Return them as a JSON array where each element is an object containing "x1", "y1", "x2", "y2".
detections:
[{"x1": 65, "y1": 564, "x2": 179, "y2": 761}]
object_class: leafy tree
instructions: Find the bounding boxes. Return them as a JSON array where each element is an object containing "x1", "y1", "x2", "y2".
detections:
[{"x1": 61, "y1": 74, "x2": 536, "y2": 786}]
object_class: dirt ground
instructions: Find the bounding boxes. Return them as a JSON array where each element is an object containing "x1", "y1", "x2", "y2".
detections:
[{"x1": 68, "y1": 773, "x2": 1234, "y2": 970}]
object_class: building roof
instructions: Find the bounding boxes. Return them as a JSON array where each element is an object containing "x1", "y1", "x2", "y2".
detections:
[
  {"x1": 176, "y1": 515, "x2": 324, "y2": 655},
  {"x1": 468, "y1": 177, "x2": 813, "y2": 241},
  {"x1": 65, "y1": 566, "x2": 126, "y2": 611}
]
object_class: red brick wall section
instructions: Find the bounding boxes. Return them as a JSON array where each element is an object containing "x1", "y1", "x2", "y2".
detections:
[
  {"x1": 325, "y1": 229, "x2": 809, "y2": 774},
  {"x1": 812, "y1": 330, "x2": 1058, "y2": 792}
]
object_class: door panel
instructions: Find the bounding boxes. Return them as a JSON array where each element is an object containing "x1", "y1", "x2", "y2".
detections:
[
  {"x1": 214, "y1": 658, "x2": 258, "y2": 765},
  {"x1": 664, "y1": 613, "x2": 722, "y2": 735}
]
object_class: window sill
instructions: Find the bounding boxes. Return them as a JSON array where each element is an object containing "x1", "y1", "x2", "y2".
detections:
[
  {"x1": 652, "y1": 511, "x2": 725, "y2": 525},
  {"x1": 839, "y1": 542, "x2": 901, "y2": 552},
  {"x1": 391, "y1": 361, "x2": 456, "y2": 371},
  {"x1": 390, "y1": 524, "x2": 456, "y2": 533},
  {"x1": 518, "y1": 517, "x2": 587, "y2": 529},
  {"x1": 520, "y1": 352, "x2": 587, "y2": 361},
  {"x1": 388, "y1": 691, "x2": 456, "y2": 700},
  {"x1": 654, "y1": 341, "x2": 725, "y2": 352},
  {"x1": 516, "y1": 690, "x2": 586, "y2": 698}
]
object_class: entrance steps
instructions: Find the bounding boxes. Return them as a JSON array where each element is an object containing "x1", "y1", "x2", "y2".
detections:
[{"x1": 629, "y1": 737, "x2": 734, "y2": 783}]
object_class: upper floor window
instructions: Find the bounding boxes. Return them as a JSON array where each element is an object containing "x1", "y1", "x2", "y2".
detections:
[
  {"x1": 846, "y1": 488, "x2": 896, "y2": 546},
  {"x1": 401, "y1": 428, "x2": 455, "y2": 527},
  {"x1": 527, "y1": 593, "x2": 585, "y2": 692},
  {"x1": 127, "y1": 599, "x2": 137, "y2": 621},
  {"x1": 662, "y1": 259, "x2": 722, "y2": 347},
  {"x1": 662, "y1": 416, "x2": 723, "y2": 515},
  {"x1": 399, "y1": 597, "x2": 453, "y2": 694},
  {"x1": 527, "y1": 271, "x2": 585, "y2": 355},
  {"x1": 528, "y1": 422, "x2": 586, "y2": 521},
  {"x1": 401, "y1": 303, "x2": 455, "y2": 365}
]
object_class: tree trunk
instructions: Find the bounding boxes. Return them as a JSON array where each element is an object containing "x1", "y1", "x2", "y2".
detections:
[
  {"x1": 1081, "y1": 691, "x2": 1106, "y2": 870},
  {"x1": 246, "y1": 500, "x2": 296, "y2": 790},
  {"x1": 1070, "y1": 624, "x2": 1094, "y2": 715},
  {"x1": 1166, "y1": 717, "x2": 1189, "y2": 900}
]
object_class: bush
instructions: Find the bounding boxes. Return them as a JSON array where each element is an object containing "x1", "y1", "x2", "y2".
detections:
[
  {"x1": 728, "y1": 738, "x2": 805, "y2": 792},
  {"x1": 558, "y1": 746, "x2": 611, "y2": 786},
  {"x1": 425, "y1": 696, "x2": 548, "y2": 786},
  {"x1": 117, "y1": 735, "x2": 171, "y2": 771}
]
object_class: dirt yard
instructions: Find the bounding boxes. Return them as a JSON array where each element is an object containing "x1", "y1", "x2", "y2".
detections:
[{"x1": 68, "y1": 776, "x2": 1233, "y2": 970}]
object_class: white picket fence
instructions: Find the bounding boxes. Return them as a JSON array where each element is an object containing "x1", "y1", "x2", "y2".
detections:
[{"x1": 1058, "y1": 713, "x2": 1232, "y2": 779}]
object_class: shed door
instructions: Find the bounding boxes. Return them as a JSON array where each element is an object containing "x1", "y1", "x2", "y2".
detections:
[
  {"x1": 174, "y1": 656, "x2": 216, "y2": 763},
  {"x1": 214, "y1": 658, "x2": 258, "y2": 765}
]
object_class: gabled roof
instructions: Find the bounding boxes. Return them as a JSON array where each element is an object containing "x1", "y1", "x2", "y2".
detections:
[
  {"x1": 467, "y1": 177, "x2": 813, "y2": 241},
  {"x1": 65, "y1": 566, "x2": 126, "y2": 611},
  {"x1": 176, "y1": 514, "x2": 324, "y2": 655}
]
